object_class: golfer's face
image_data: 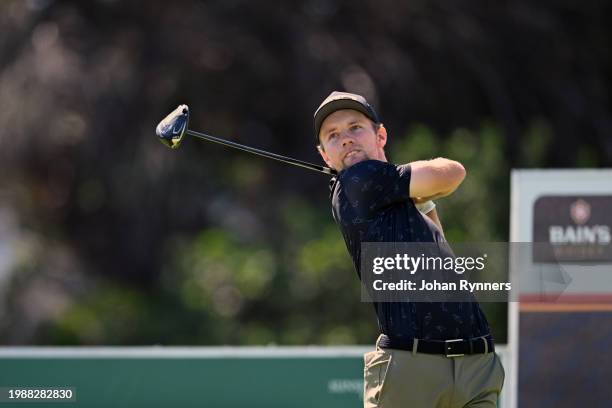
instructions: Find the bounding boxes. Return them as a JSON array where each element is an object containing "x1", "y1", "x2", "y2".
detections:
[{"x1": 318, "y1": 110, "x2": 386, "y2": 171}]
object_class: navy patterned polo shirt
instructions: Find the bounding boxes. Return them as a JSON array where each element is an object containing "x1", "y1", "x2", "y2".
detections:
[{"x1": 329, "y1": 159, "x2": 491, "y2": 345}]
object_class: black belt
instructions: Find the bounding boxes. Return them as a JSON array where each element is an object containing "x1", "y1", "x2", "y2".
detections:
[{"x1": 381, "y1": 335, "x2": 494, "y2": 357}]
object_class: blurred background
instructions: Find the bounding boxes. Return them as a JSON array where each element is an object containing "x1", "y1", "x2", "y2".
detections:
[{"x1": 0, "y1": 0, "x2": 610, "y2": 346}]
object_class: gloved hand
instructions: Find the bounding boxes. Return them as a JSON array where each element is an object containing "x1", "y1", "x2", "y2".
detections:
[{"x1": 415, "y1": 200, "x2": 435, "y2": 214}]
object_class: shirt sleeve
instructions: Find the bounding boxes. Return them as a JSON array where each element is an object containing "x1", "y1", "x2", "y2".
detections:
[{"x1": 339, "y1": 160, "x2": 413, "y2": 217}]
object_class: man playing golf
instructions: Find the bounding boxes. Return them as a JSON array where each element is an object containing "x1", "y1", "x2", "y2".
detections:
[{"x1": 314, "y1": 92, "x2": 505, "y2": 408}]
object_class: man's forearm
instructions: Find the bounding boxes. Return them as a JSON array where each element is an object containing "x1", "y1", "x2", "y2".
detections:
[
  {"x1": 414, "y1": 189, "x2": 455, "y2": 202},
  {"x1": 409, "y1": 158, "x2": 466, "y2": 199}
]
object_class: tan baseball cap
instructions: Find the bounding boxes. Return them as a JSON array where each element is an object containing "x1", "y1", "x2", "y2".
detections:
[{"x1": 313, "y1": 91, "x2": 380, "y2": 145}]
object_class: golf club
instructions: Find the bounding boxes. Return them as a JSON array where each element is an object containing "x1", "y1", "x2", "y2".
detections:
[{"x1": 156, "y1": 105, "x2": 337, "y2": 176}]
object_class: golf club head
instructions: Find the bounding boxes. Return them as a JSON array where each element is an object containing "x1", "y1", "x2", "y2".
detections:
[{"x1": 156, "y1": 104, "x2": 190, "y2": 149}]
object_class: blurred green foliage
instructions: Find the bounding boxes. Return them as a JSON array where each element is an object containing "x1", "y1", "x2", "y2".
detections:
[
  {"x1": 40, "y1": 121, "x2": 520, "y2": 345},
  {"x1": 1, "y1": 0, "x2": 610, "y2": 346}
]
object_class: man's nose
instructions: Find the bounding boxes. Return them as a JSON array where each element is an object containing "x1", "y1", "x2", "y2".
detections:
[{"x1": 341, "y1": 132, "x2": 354, "y2": 146}]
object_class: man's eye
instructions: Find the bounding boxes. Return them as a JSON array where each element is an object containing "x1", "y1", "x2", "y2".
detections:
[
  {"x1": 329, "y1": 133, "x2": 338, "y2": 140},
  {"x1": 350, "y1": 125, "x2": 362, "y2": 131}
]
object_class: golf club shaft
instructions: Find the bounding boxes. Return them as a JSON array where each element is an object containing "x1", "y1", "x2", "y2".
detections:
[{"x1": 186, "y1": 129, "x2": 337, "y2": 176}]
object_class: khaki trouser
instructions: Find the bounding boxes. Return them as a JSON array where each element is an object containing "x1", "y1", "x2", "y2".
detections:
[{"x1": 363, "y1": 336, "x2": 505, "y2": 408}]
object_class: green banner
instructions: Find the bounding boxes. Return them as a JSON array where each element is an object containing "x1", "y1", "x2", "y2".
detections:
[{"x1": 0, "y1": 347, "x2": 367, "y2": 408}]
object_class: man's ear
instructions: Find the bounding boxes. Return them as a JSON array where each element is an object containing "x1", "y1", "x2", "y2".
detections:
[
  {"x1": 317, "y1": 145, "x2": 334, "y2": 169},
  {"x1": 376, "y1": 125, "x2": 388, "y2": 148}
]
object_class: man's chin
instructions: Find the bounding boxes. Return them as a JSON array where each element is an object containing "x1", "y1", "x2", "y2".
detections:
[{"x1": 342, "y1": 153, "x2": 368, "y2": 168}]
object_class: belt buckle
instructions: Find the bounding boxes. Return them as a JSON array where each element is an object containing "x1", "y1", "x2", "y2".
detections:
[{"x1": 444, "y1": 338, "x2": 465, "y2": 358}]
